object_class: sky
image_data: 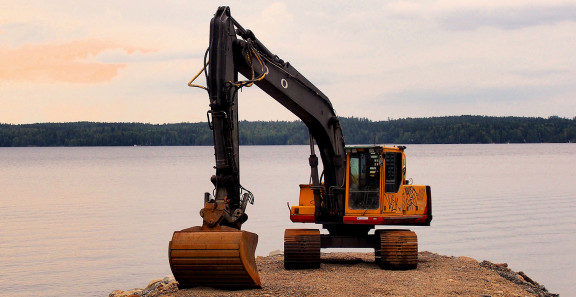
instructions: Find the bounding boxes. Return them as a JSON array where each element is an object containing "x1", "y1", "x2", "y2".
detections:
[{"x1": 1, "y1": 0, "x2": 575, "y2": 124}]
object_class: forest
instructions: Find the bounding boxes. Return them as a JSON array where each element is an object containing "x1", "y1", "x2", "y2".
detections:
[{"x1": 1, "y1": 116, "x2": 575, "y2": 147}]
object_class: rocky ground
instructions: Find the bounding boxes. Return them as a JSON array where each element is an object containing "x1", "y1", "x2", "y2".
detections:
[{"x1": 110, "y1": 251, "x2": 558, "y2": 297}]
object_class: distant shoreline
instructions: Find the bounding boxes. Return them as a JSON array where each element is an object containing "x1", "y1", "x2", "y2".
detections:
[{"x1": 2, "y1": 116, "x2": 575, "y2": 146}]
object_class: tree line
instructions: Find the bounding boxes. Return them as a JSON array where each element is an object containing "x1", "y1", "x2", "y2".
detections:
[{"x1": 1, "y1": 116, "x2": 575, "y2": 147}]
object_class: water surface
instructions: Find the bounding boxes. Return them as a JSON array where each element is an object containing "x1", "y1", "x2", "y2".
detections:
[{"x1": 0, "y1": 144, "x2": 574, "y2": 296}]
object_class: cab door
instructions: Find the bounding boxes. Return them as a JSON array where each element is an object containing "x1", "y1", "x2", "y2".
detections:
[{"x1": 345, "y1": 149, "x2": 382, "y2": 215}]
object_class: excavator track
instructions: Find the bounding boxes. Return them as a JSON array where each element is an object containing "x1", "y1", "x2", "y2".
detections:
[
  {"x1": 168, "y1": 226, "x2": 261, "y2": 289},
  {"x1": 284, "y1": 229, "x2": 321, "y2": 269},
  {"x1": 375, "y1": 229, "x2": 418, "y2": 269}
]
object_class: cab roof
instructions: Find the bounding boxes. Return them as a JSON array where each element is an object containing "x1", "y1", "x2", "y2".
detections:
[{"x1": 345, "y1": 145, "x2": 406, "y2": 153}]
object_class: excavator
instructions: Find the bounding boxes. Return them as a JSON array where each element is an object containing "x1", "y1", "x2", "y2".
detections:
[{"x1": 168, "y1": 6, "x2": 432, "y2": 289}]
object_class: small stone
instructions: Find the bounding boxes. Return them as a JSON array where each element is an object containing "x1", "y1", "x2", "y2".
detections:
[
  {"x1": 145, "y1": 279, "x2": 162, "y2": 290},
  {"x1": 518, "y1": 271, "x2": 540, "y2": 287},
  {"x1": 458, "y1": 256, "x2": 478, "y2": 263},
  {"x1": 109, "y1": 289, "x2": 143, "y2": 297},
  {"x1": 269, "y1": 249, "x2": 283, "y2": 256}
]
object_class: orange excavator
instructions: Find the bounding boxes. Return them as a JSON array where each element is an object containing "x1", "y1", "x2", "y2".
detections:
[{"x1": 168, "y1": 6, "x2": 432, "y2": 289}]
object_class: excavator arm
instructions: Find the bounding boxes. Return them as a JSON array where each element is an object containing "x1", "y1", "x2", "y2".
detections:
[
  {"x1": 205, "y1": 6, "x2": 347, "y2": 227},
  {"x1": 169, "y1": 6, "x2": 347, "y2": 289}
]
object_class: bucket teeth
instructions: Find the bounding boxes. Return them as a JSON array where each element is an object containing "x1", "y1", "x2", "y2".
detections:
[{"x1": 169, "y1": 226, "x2": 261, "y2": 289}]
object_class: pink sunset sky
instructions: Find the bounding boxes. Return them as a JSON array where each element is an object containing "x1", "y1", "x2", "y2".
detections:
[{"x1": 1, "y1": 1, "x2": 575, "y2": 124}]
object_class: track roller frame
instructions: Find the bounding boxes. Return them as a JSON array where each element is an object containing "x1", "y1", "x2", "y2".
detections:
[
  {"x1": 284, "y1": 229, "x2": 321, "y2": 269},
  {"x1": 375, "y1": 229, "x2": 418, "y2": 269}
]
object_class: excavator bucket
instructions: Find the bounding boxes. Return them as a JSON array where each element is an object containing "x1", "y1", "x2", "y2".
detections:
[{"x1": 168, "y1": 226, "x2": 261, "y2": 289}]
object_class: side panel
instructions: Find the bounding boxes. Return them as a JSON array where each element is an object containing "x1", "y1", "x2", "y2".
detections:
[
  {"x1": 290, "y1": 184, "x2": 316, "y2": 223},
  {"x1": 344, "y1": 184, "x2": 432, "y2": 226}
]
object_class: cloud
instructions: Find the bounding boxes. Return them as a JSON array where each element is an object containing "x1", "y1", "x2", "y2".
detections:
[
  {"x1": 439, "y1": 2, "x2": 576, "y2": 30},
  {"x1": 0, "y1": 39, "x2": 154, "y2": 84},
  {"x1": 1, "y1": 1, "x2": 575, "y2": 124},
  {"x1": 381, "y1": 0, "x2": 576, "y2": 31}
]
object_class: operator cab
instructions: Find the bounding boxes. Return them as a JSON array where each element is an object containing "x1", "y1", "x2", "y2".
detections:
[{"x1": 290, "y1": 145, "x2": 431, "y2": 226}]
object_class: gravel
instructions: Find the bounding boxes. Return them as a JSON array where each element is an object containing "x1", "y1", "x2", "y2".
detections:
[{"x1": 110, "y1": 251, "x2": 558, "y2": 297}]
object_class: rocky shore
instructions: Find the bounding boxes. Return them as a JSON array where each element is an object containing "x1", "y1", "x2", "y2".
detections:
[{"x1": 110, "y1": 251, "x2": 557, "y2": 297}]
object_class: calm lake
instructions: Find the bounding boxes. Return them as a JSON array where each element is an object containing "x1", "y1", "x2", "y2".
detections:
[{"x1": 0, "y1": 144, "x2": 574, "y2": 296}]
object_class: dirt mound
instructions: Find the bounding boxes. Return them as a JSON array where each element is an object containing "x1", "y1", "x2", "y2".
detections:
[{"x1": 111, "y1": 252, "x2": 557, "y2": 297}]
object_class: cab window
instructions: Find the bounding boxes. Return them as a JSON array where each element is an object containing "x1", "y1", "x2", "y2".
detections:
[
  {"x1": 384, "y1": 153, "x2": 403, "y2": 193},
  {"x1": 348, "y1": 151, "x2": 380, "y2": 210}
]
